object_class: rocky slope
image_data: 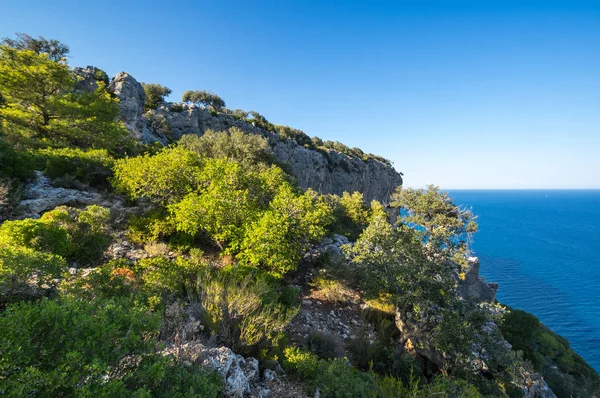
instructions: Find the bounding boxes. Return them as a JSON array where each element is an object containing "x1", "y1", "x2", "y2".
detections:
[{"x1": 104, "y1": 71, "x2": 403, "y2": 204}]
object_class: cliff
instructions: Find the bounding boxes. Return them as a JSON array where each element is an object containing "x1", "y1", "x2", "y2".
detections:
[{"x1": 105, "y1": 72, "x2": 403, "y2": 204}]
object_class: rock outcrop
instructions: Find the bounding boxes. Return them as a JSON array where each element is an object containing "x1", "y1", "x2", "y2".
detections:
[
  {"x1": 457, "y1": 257, "x2": 498, "y2": 302},
  {"x1": 107, "y1": 72, "x2": 165, "y2": 144},
  {"x1": 19, "y1": 171, "x2": 104, "y2": 218},
  {"x1": 107, "y1": 71, "x2": 403, "y2": 204}
]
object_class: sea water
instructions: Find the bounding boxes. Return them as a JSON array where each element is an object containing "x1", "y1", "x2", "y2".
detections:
[{"x1": 447, "y1": 190, "x2": 600, "y2": 372}]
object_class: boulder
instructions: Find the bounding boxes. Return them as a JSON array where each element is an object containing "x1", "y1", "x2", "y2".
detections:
[{"x1": 162, "y1": 342, "x2": 270, "y2": 398}]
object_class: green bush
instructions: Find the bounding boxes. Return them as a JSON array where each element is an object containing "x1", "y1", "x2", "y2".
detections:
[
  {"x1": 0, "y1": 138, "x2": 35, "y2": 180},
  {"x1": 0, "y1": 217, "x2": 71, "y2": 257},
  {"x1": 190, "y1": 267, "x2": 297, "y2": 352},
  {"x1": 178, "y1": 128, "x2": 275, "y2": 170},
  {"x1": 283, "y1": 347, "x2": 377, "y2": 398},
  {"x1": 112, "y1": 146, "x2": 204, "y2": 206},
  {"x1": 0, "y1": 296, "x2": 161, "y2": 396},
  {"x1": 0, "y1": 245, "x2": 67, "y2": 305},
  {"x1": 305, "y1": 331, "x2": 340, "y2": 360},
  {"x1": 35, "y1": 147, "x2": 114, "y2": 188}
]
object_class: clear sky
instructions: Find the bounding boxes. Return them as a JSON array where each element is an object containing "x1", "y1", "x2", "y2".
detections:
[{"x1": 2, "y1": 0, "x2": 598, "y2": 188}]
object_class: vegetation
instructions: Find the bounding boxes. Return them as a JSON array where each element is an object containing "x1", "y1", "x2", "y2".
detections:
[
  {"x1": 0, "y1": 33, "x2": 597, "y2": 397},
  {"x1": 182, "y1": 90, "x2": 225, "y2": 111},
  {"x1": 142, "y1": 83, "x2": 172, "y2": 111}
]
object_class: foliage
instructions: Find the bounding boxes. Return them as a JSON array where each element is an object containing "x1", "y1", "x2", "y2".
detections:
[
  {"x1": 283, "y1": 347, "x2": 378, "y2": 398},
  {"x1": 36, "y1": 147, "x2": 114, "y2": 188},
  {"x1": 141, "y1": 83, "x2": 172, "y2": 111},
  {"x1": 328, "y1": 192, "x2": 385, "y2": 240},
  {"x1": 190, "y1": 267, "x2": 298, "y2": 351},
  {"x1": 391, "y1": 185, "x2": 477, "y2": 262},
  {"x1": 2, "y1": 32, "x2": 69, "y2": 61},
  {"x1": 0, "y1": 45, "x2": 129, "y2": 150},
  {"x1": 0, "y1": 245, "x2": 67, "y2": 305},
  {"x1": 238, "y1": 187, "x2": 333, "y2": 276},
  {"x1": 274, "y1": 124, "x2": 315, "y2": 148},
  {"x1": 113, "y1": 146, "x2": 204, "y2": 205},
  {"x1": 305, "y1": 331, "x2": 341, "y2": 360},
  {"x1": 182, "y1": 90, "x2": 225, "y2": 111},
  {"x1": 0, "y1": 296, "x2": 169, "y2": 396},
  {"x1": 500, "y1": 308, "x2": 600, "y2": 397},
  {"x1": 178, "y1": 128, "x2": 274, "y2": 170},
  {"x1": 0, "y1": 137, "x2": 35, "y2": 180},
  {"x1": 0, "y1": 205, "x2": 111, "y2": 265}
]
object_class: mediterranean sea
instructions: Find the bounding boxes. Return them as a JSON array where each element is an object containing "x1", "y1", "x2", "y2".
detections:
[{"x1": 447, "y1": 190, "x2": 600, "y2": 372}]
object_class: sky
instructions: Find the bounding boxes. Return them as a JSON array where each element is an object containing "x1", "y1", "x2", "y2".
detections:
[{"x1": 1, "y1": 0, "x2": 599, "y2": 188}]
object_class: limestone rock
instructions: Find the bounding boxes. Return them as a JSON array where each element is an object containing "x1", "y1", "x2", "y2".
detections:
[
  {"x1": 457, "y1": 257, "x2": 498, "y2": 302},
  {"x1": 19, "y1": 171, "x2": 103, "y2": 217},
  {"x1": 107, "y1": 72, "x2": 165, "y2": 144},
  {"x1": 72, "y1": 66, "x2": 105, "y2": 92},
  {"x1": 162, "y1": 342, "x2": 271, "y2": 398}
]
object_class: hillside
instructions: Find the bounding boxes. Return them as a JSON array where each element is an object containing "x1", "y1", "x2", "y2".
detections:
[{"x1": 1, "y1": 34, "x2": 598, "y2": 398}]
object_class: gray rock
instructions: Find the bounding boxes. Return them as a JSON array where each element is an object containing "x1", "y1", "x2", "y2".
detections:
[
  {"x1": 72, "y1": 66, "x2": 104, "y2": 92},
  {"x1": 19, "y1": 171, "x2": 103, "y2": 217},
  {"x1": 161, "y1": 342, "x2": 272, "y2": 398},
  {"x1": 107, "y1": 72, "x2": 165, "y2": 144},
  {"x1": 456, "y1": 257, "x2": 498, "y2": 302},
  {"x1": 111, "y1": 77, "x2": 403, "y2": 203}
]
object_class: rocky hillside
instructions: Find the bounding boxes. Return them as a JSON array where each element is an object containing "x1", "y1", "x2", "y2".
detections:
[{"x1": 100, "y1": 70, "x2": 402, "y2": 204}]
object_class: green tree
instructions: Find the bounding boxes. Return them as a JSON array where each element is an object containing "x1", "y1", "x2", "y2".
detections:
[
  {"x1": 2, "y1": 32, "x2": 69, "y2": 61},
  {"x1": 142, "y1": 83, "x2": 172, "y2": 111},
  {"x1": 181, "y1": 90, "x2": 225, "y2": 111},
  {"x1": 391, "y1": 185, "x2": 477, "y2": 262},
  {"x1": 0, "y1": 45, "x2": 128, "y2": 149},
  {"x1": 178, "y1": 128, "x2": 274, "y2": 170}
]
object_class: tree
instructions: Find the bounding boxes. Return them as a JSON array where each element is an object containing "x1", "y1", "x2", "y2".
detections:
[
  {"x1": 141, "y1": 83, "x2": 172, "y2": 111},
  {"x1": 178, "y1": 127, "x2": 274, "y2": 170},
  {"x1": 0, "y1": 46, "x2": 128, "y2": 149},
  {"x1": 181, "y1": 90, "x2": 225, "y2": 111},
  {"x1": 391, "y1": 185, "x2": 477, "y2": 262},
  {"x1": 2, "y1": 33, "x2": 69, "y2": 62}
]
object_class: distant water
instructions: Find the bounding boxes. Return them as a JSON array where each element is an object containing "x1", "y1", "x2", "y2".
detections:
[{"x1": 447, "y1": 190, "x2": 600, "y2": 372}]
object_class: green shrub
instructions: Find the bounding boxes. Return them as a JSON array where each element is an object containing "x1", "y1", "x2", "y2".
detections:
[
  {"x1": 112, "y1": 146, "x2": 204, "y2": 206},
  {"x1": 34, "y1": 147, "x2": 114, "y2": 188},
  {"x1": 0, "y1": 138, "x2": 35, "y2": 180},
  {"x1": 283, "y1": 347, "x2": 377, "y2": 398},
  {"x1": 0, "y1": 217, "x2": 71, "y2": 257},
  {"x1": 41, "y1": 205, "x2": 111, "y2": 264},
  {"x1": 190, "y1": 268, "x2": 297, "y2": 351},
  {"x1": 305, "y1": 331, "x2": 340, "y2": 360},
  {"x1": 0, "y1": 296, "x2": 161, "y2": 396},
  {"x1": 178, "y1": 128, "x2": 274, "y2": 170},
  {"x1": 0, "y1": 245, "x2": 67, "y2": 304}
]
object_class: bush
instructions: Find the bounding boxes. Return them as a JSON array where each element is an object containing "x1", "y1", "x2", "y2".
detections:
[
  {"x1": 190, "y1": 267, "x2": 297, "y2": 351},
  {"x1": 310, "y1": 276, "x2": 358, "y2": 304},
  {"x1": 178, "y1": 128, "x2": 274, "y2": 170},
  {"x1": 0, "y1": 296, "x2": 170, "y2": 396},
  {"x1": 112, "y1": 146, "x2": 204, "y2": 206},
  {"x1": 283, "y1": 347, "x2": 377, "y2": 398},
  {"x1": 305, "y1": 331, "x2": 340, "y2": 360},
  {"x1": 36, "y1": 147, "x2": 114, "y2": 188},
  {"x1": 0, "y1": 245, "x2": 67, "y2": 305},
  {"x1": 0, "y1": 138, "x2": 35, "y2": 180}
]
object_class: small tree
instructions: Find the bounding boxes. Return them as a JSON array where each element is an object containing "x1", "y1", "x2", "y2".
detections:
[
  {"x1": 391, "y1": 185, "x2": 477, "y2": 262},
  {"x1": 181, "y1": 90, "x2": 225, "y2": 111},
  {"x1": 141, "y1": 83, "x2": 172, "y2": 111},
  {"x1": 2, "y1": 33, "x2": 69, "y2": 62}
]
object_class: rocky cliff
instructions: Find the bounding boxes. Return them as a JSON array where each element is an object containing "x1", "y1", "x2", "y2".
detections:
[{"x1": 103, "y1": 72, "x2": 402, "y2": 204}]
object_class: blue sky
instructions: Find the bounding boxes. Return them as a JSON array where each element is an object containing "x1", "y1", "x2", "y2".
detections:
[{"x1": 2, "y1": 0, "x2": 598, "y2": 188}]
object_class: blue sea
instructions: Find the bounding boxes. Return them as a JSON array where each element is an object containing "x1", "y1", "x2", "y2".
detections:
[{"x1": 447, "y1": 190, "x2": 600, "y2": 372}]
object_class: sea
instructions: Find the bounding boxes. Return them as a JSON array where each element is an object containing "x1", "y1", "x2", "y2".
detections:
[{"x1": 447, "y1": 190, "x2": 600, "y2": 372}]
